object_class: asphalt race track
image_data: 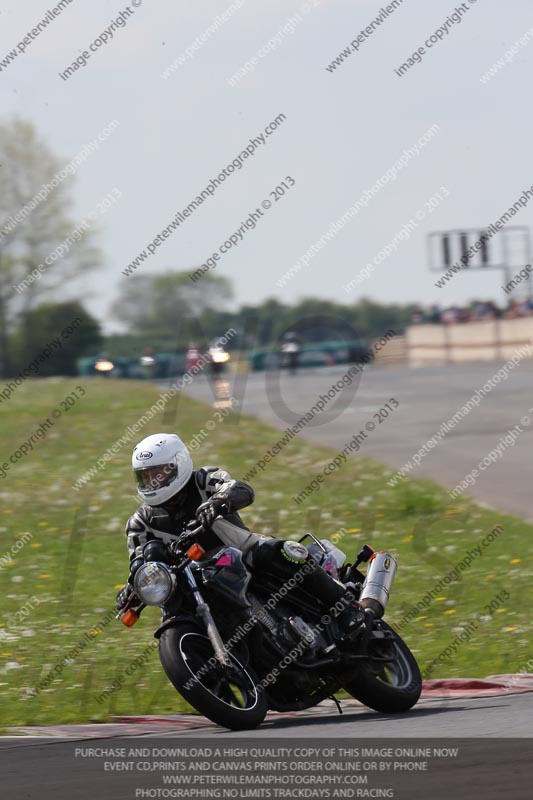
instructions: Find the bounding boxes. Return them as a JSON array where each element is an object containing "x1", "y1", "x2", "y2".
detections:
[
  {"x1": 182, "y1": 362, "x2": 533, "y2": 520},
  {"x1": 2, "y1": 696, "x2": 532, "y2": 799},
  {"x1": 150, "y1": 692, "x2": 533, "y2": 738}
]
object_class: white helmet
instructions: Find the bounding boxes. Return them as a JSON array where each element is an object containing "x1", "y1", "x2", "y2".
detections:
[{"x1": 132, "y1": 433, "x2": 193, "y2": 506}]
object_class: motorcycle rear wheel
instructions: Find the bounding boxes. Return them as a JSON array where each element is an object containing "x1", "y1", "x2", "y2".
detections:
[
  {"x1": 159, "y1": 623, "x2": 267, "y2": 730},
  {"x1": 343, "y1": 621, "x2": 421, "y2": 713}
]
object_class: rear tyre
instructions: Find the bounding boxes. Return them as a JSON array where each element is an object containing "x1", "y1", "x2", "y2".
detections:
[
  {"x1": 343, "y1": 620, "x2": 421, "y2": 713},
  {"x1": 159, "y1": 623, "x2": 267, "y2": 730}
]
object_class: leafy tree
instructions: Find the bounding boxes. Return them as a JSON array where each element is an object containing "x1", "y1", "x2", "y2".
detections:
[
  {"x1": 280, "y1": 298, "x2": 355, "y2": 343},
  {"x1": 112, "y1": 271, "x2": 233, "y2": 349},
  {"x1": 16, "y1": 302, "x2": 102, "y2": 376},
  {"x1": 349, "y1": 298, "x2": 411, "y2": 340},
  {"x1": 0, "y1": 118, "x2": 100, "y2": 376}
]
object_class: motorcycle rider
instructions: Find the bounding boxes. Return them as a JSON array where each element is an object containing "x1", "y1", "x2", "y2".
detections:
[
  {"x1": 116, "y1": 433, "x2": 364, "y2": 639},
  {"x1": 281, "y1": 331, "x2": 301, "y2": 375}
]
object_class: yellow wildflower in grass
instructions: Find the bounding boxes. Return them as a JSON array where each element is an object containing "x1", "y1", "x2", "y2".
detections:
[
  {"x1": 510, "y1": 559, "x2": 521, "y2": 564},
  {"x1": 444, "y1": 609, "x2": 457, "y2": 615},
  {"x1": 2, "y1": 510, "x2": 13, "y2": 514},
  {"x1": 30, "y1": 543, "x2": 42, "y2": 548}
]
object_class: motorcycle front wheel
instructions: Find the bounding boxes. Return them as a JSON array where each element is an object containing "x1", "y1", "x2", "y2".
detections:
[
  {"x1": 159, "y1": 623, "x2": 267, "y2": 730},
  {"x1": 343, "y1": 620, "x2": 422, "y2": 713}
]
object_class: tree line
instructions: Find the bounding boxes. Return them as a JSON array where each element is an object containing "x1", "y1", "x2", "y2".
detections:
[{"x1": 0, "y1": 117, "x2": 411, "y2": 378}]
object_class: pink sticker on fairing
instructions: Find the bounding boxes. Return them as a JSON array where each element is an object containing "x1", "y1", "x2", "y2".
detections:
[
  {"x1": 323, "y1": 556, "x2": 338, "y2": 578},
  {"x1": 215, "y1": 553, "x2": 233, "y2": 567}
]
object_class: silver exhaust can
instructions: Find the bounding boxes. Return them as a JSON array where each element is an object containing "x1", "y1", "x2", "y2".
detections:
[{"x1": 359, "y1": 552, "x2": 397, "y2": 617}]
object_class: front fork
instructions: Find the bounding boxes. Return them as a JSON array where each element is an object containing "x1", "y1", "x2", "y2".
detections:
[{"x1": 183, "y1": 564, "x2": 233, "y2": 668}]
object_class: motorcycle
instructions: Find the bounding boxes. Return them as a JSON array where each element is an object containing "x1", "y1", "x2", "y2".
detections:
[{"x1": 118, "y1": 518, "x2": 422, "y2": 730}]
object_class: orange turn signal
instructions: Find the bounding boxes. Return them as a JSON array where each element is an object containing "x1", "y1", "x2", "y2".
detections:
[
  {"x1": 186, "y1": 543, "x2": 206, "y2": 561},
  {"x1": 121, "y1": 610, "x2": 139, "y2": 627}
]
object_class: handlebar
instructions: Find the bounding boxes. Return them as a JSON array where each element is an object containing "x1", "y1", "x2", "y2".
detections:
[
  {"x1": 170, "y1": 510, "x2": 227, "y2": 558},
  {"x1": 169, "y1": 522, "x2": 205, "y2": 558},
  {"x1": 176, "y1": 503, "x2": 229, "y2": 544},
  {"x1": 173, "y1": 523, "x2": 205, "y2": 548},
  {"x1": 187, "y1": 522, "x2": 208, "y2": 538}
]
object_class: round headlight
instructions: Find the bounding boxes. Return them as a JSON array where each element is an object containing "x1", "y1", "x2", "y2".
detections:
[{"x1": 134, "y1": 562, "x2": 175, "y2": 606}]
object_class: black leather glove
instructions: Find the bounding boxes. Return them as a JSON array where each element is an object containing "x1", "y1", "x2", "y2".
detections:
[
  {"x1": 196, "y1": 497, "x2": 228, "y2": 528},
  {"x1": 115, "y1": 583, "x2": 133, "y2": 612}
]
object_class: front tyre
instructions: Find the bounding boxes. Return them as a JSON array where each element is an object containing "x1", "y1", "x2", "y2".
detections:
[
  {"x1": 159, "y1": 624, "x2": 267, "y2": 730},
  {"x1": 343, "y1": 621, "x2": 421, "y2": 713}
]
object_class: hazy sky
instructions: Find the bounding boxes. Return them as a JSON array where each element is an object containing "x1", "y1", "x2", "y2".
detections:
[{"x1": 1, "y1": 0, "x2": 532, "y2": 331}]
